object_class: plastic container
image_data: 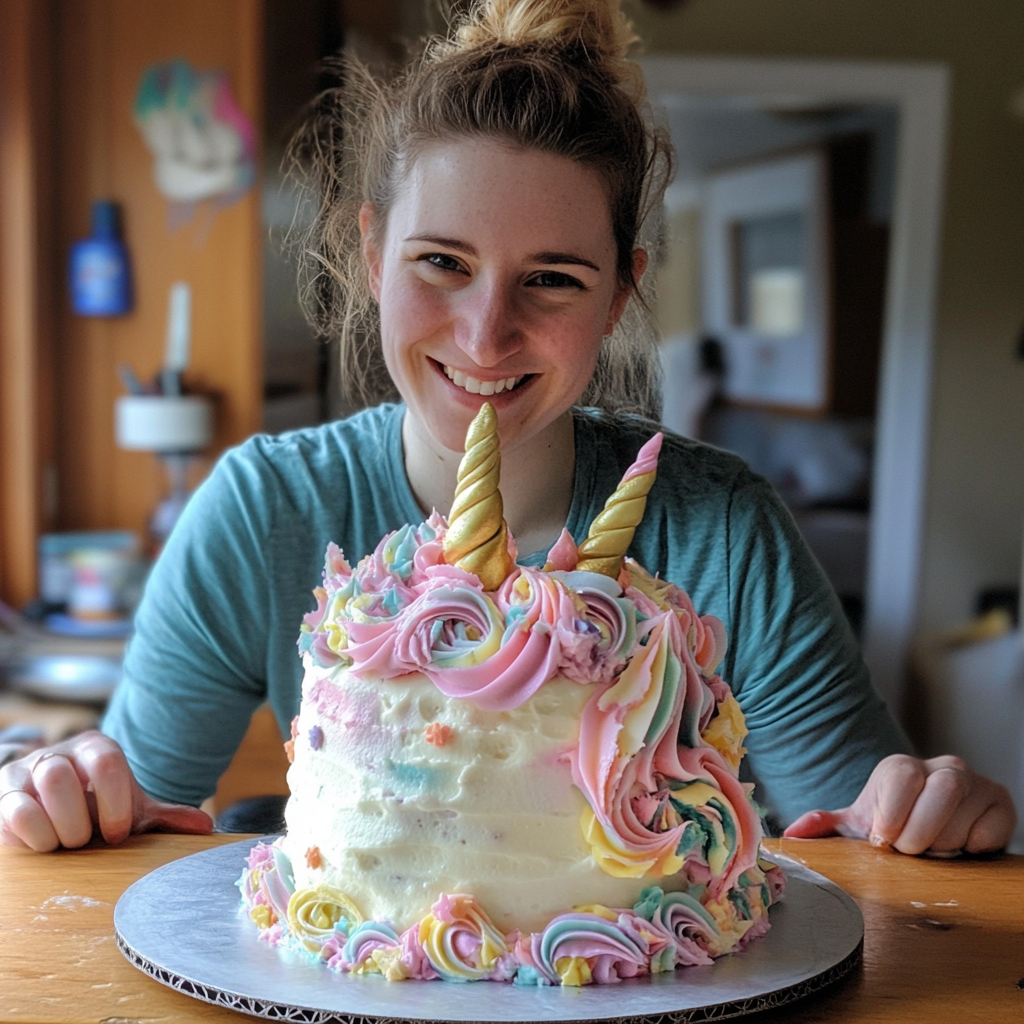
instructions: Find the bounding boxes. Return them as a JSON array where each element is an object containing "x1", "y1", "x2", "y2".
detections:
[
  {"x1": 115, "y1": 395, "x2": 213, "y2": 452},
  {"x1": 69, "y1": 200, "x2": 133, "y2": 316}
]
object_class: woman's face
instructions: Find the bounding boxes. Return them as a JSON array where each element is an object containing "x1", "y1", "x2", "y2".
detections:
[{"x1": 361, "y1": 138, "x2": 641, "y2": 456}]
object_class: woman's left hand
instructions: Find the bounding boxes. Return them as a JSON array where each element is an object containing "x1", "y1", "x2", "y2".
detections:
[{"x1": 783, "y1": 754, "x2": 1017, "y2": 855}]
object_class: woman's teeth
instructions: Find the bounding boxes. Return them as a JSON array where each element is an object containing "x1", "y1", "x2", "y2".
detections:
[{"x1": 443, "y1": 366, "x2": 522, "y2": 396}]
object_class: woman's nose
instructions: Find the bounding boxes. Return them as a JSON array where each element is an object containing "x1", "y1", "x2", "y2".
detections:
[{"x1": 452, "y1": 279, "x2": 523, "y2": 366}]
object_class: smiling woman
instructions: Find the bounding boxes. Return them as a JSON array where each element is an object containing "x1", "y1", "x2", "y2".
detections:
[
  {"x1": 292, "y1": 0, "x2": 670, "y2": 428},
  {"x1": 362, "y1": 140, "x2": 646, "y2": 538},
  {"x1": 0, "y1": 0, "x2": 1014, "y2": 877},
  {"x1": 364, "y1": 142, "x2": 621, "y2": 449}
]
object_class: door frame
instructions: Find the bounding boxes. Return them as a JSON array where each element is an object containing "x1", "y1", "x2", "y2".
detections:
[{"x1": 640, "y1": 54, "x2": 951, "y2": 712}]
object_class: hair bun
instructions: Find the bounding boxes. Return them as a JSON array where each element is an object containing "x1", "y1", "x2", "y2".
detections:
[{"x1": 446, "y1": 0, "x2": 642, "y2": 94}]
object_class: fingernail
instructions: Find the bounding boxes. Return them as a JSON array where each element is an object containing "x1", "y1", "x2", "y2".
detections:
[{"x1": 869, "y1": 832, "x2": 890, "y2": 848}]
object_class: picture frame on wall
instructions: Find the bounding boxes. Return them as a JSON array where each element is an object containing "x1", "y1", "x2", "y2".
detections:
[{"x1": 702, "y1": 148, "x2": 831, "y2": 412}]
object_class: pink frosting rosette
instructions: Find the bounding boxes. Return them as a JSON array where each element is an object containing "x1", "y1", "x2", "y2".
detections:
[
  {"x1": 302, "y1": 517, "x2": 479, "y2": 677},
  {"x1": 528, "y1": 911, "x2": 653, "y2": 985},
  {"x1": 378, "y1": 583, "x2": 505, "y2": 679},
  {"x1": 764, "y1": 861, "x2": 787, "y2": 903},
  {"x1": 397, "y1": 924, "x2": 440, "y2": 980},
  {"x1": 298, "y1": 587, "x2": 341, "y2": 668},
  {"x1": 572, "y1": 608, "x2": 761, "y2": 890},
  {"x1": 654, "y1": 746, "x2": 762, "y2": 895},
  {"x1": 550, "y1": 570, "x2": 637, "y2": 685},
  {"x1": 572, "y1": 614, "x2": 690, "y2": 877},
  {"x1": 657, "y1": 608, "x2": 719, "y2": 748},
  {"x1": 403, "y1": 567, "x2": 579, "y2": 710},
  {"x1": 632, "y1": 886, "x2": 718, "y2": 967},
  {"x1": 238, "y1": 841, "x2": 295, "y2": 925},
  {"x1": 299, "y1": 542, "x2": 357, "y2": 668},
  {"x1": 416, "y1": 894, "x2": 510, "y2": 981},
  {"x1": 622, "y1": 558, "x2": 727, "y2": 677},
  {"x1": 328, "y1": 920, "x2": 401, "y2": 972}
]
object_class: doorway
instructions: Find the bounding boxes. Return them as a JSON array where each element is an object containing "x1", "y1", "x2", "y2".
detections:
[{"x1": 640, "y1": 56, "x2": 950, "y2": 714}]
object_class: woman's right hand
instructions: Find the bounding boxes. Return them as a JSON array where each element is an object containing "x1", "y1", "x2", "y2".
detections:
[{"x1": 0, "y1": 730, "x2": 212, "y2": 852}]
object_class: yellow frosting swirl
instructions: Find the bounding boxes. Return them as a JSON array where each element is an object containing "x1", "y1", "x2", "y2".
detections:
[
  {"x1": 701, "y1": 694, "x2": 748, "y2": 773},
  {"x1": 580, "y1": 804, "x2": 685, "y2": 878},
  {"x1": 351, "y1": 947, "x2": 410, "y2": 981},
  {"x1": 249, "y1": 904, "x2": 275, "y2": 930},
  {"x1": 556, "y1": 956, "x2": 592, "y2": 986},
  {"x1": 417, "y1": 895, "x2": 508, "y2": 980},
  {"x1": 443, "y1": 402, "x2": 514, "y2": 591},
  {"x1": 286, "y1": 885, "x2": 364, "y2": 953}
]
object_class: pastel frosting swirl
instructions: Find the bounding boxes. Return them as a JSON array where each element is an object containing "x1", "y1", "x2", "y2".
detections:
[
  {"x1": 281, "y1": 432, "x2": 781, "y2": 985},
  {"x1": 528, "y1": 911, "x2": 653, "y2": 985},
  {"x1": 287, "y1": 885, "x2": 364, "y2": 953},
  {"x1": 296, "y1": 509, "x2": 762, "y2": 881},
  {"x1": 238, "y1": 839, "x2": 784, "y2": 985},
  {"x1": 417, "y1": 894, "x2": 509, "y2": 981}
]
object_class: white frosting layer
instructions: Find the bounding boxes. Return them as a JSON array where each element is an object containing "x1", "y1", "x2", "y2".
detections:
[{"x1": 283, "y1": 658, "x2": 684, "y2": 933}]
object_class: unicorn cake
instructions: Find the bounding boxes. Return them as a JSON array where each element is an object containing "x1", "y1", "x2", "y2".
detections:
[{"x1": 238, "y1": 404, "x2": 785, "y2": 985}]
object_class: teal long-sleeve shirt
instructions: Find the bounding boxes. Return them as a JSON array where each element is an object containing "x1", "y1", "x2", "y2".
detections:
[{"x1": 102, "y1": 402, "x2": 911, "y2": 825}]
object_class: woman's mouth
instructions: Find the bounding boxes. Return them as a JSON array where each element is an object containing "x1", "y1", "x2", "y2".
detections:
[{"x1": 442, "y1": 364, "x2": 526, "y2": 396}]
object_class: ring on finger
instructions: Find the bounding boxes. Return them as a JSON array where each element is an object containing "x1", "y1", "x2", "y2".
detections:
[{"x1": 31, "y1": 751, "x2": 72, "y2": 777}]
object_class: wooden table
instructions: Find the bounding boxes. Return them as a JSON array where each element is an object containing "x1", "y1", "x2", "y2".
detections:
[{"x1": 1, "y1": 835, "x2": 1021, "y2": 1023}]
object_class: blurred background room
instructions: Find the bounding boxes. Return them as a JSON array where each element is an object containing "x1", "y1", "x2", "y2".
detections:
[{"x1": 1, "y1": 0, "x2": 1021, "y2": 846}]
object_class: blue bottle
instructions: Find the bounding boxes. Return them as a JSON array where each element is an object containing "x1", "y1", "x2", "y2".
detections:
[{"x1": 69, "y1": 200, "x2": 133, "y2": 316}]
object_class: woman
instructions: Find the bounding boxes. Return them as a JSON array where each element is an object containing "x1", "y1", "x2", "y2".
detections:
[{"x1": 0, "y1": 0, "x2": 1014, "y2": 855}]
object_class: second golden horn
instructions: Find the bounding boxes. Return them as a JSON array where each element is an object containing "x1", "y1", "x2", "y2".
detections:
[
  {"x1": 576, "y1": 433, "x2": 663, "y2": 578},
  {"x1": 443, "y1": 402, "x2": 515, "y2": 591}
]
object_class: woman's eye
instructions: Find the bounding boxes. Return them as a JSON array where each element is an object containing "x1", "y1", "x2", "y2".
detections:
[
  {"x1": 529, "y1": 270, "x2": 584, "y2": 289},
  {"x1": 421, "y1": 253, "x2": 464, "y2": 273}
]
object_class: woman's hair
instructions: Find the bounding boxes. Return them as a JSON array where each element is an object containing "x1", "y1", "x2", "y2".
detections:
[{"x1": 291, "y1": 0, "x2": 673, "y2": 418}]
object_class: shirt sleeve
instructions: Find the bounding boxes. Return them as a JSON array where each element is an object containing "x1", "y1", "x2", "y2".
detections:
[
  {"x1": 102, "y1": 443, "x2": 277, "y2": 806},
  {"x1": 723, "y1": 470, "x2": 913, "y2": 827}
]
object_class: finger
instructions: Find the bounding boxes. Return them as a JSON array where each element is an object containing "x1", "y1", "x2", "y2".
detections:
[
  {"x1": 783, "y1": 809, "x2": 849, "y2": 839},
  {"x1": 75, "y1": 741, "x2": 133, "y2": 845},
  {"x1": 0, "y1": 790, "x2": 60, "y2": 852},
  {"x1": 134, "y1": 800, "x2": 213, "y2": 836},
  {"x1": 963, "y1": 784, "x2": 1017, "y2": 854},
  {"x1": 891, "y1": 765, "x2": 967, "y2": 855},
  {"x1": 958, "y1": 782, "x2": 1015, "y2": 856},
  {"x1": 0, "y1": 754, "x2": 33, "y2": 795},
  {"x1": 926, "y1": 780, "x2": 991, "y2": 854},
  {"x1": 869, "y1": 756, "x2": 927, "y2": 847},
  {"x1": 0, "y1": 816, "x2": 29, "y2": 848},
  {"x1": 32, "y1": 754, "x2": 93, "y2": 849}
]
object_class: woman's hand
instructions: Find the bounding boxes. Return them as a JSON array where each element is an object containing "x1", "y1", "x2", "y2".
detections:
[
  {"x1": 0, "y1": 730, "x2": 212, "y2": 852},
  {"x1": 783, "y1": 754, "x2": 1016, "y2": 855}
]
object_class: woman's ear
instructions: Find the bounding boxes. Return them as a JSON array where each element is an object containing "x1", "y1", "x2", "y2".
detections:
[
  {"x1": 605, "y1": 248, "x2": 648, "y2": 335},
  {"x1": 360, "y1": 201, "x2": 382, "y2": 302}
]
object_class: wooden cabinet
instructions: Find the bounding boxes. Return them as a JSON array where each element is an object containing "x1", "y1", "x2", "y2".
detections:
[{"x1": 0, "y1": 0, "x2": 265, "y2": 608}]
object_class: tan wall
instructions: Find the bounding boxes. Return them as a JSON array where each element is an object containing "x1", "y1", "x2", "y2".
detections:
[
  {"x1": 51, "y1": 0, "x2": 264, "y2": 541},
  {"x1": 0, "y1": 0, "x2": 56, "y2": 608},
  {"x1": 632, "y1": 0, "x2": 1024, "y2": 633}
]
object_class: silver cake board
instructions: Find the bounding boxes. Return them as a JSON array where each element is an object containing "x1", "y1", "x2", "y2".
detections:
[{"x1": 113, "y1": 838, "x2": 863, "y2": 1024}]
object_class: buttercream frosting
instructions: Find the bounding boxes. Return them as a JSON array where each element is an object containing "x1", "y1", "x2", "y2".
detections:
[{"x1": 238, "y1": 431, "x2": 785, "y2": 985}]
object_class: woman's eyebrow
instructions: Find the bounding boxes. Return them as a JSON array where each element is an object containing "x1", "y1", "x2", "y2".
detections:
[
  {"x1": 531, "y1": 251, "x2": 601, "y2": 271},
  {"x1": 405, "y1": 235, "x2": 601, "y2": 272},
  {"x1": 405, "y1": 234, "x2": 476, "y2": 255}
]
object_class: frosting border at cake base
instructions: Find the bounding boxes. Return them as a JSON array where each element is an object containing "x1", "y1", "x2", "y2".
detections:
[
  {"x1": 238, "y1": 836, "x2": 786, "y2": 984},
  {"x1": 242, "y1": 507, "x2": 788, "y2": 986}
]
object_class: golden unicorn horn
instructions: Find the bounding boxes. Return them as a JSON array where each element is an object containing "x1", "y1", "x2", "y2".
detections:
[
  {"x1": 576, "y1": 433, "x2": 663, "y2": 578},
  {"x1": 442, "y1": 402, "x2": 515, "y2": 591}
]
